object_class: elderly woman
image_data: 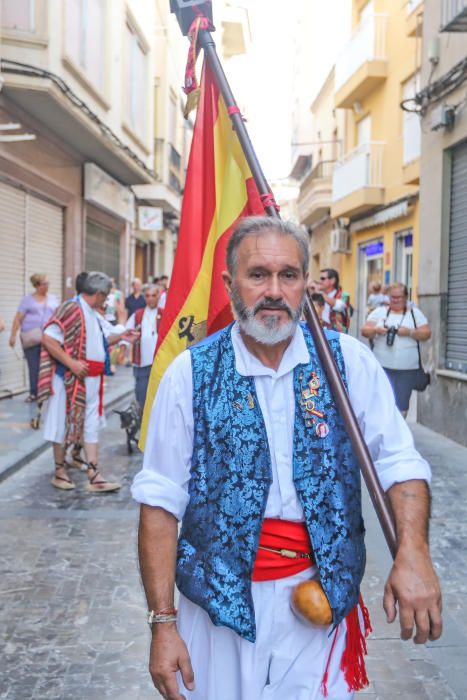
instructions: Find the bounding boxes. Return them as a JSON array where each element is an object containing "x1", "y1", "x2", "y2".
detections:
[
  {"x1": 9, "y1": 274, "x2": 59, "y2": 402},
  {"x1": 361, "y1": 283, "x2": 431, "y2": 417}
]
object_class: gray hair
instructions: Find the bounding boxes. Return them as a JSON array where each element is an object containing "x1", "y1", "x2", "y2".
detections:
[
  {"x1": 82, "y1": 271, "x2": 112, "y2": 295},
  {"x1": 226, "y1": 216, "x2": 309, "y2": 275}
]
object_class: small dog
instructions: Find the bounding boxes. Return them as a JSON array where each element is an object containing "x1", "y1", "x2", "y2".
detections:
[{"x1": 114, "y1": 402, "x2": 141, "y2": 454}]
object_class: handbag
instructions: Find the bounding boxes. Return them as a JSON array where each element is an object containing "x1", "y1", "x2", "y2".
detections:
[
  {"x1": 410, "y1": 309, "x2": 430, "y2": 392},
  {"x1": 20, "y1": 327, "x2": 43, "y2": 349}
]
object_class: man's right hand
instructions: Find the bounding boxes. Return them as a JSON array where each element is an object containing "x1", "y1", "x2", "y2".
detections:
[
  {"x1": 375, "y1": 326, "x2": 388, "y2": 336},
  {"x1": 69, "y1": 359, "x2": 88, "y2": 379},
  {"x1": 149, "y1": 625, "x2": 195, "y2": 700}
]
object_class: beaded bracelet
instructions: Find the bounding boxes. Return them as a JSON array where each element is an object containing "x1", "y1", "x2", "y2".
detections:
[{"x1": 147, "y1": 608, "x2": 178, "y2": 625}]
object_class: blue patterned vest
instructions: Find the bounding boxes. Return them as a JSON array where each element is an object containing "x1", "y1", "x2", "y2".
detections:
[{"x1": 176, "y1": 323, "x2": 365, "y2": 642}]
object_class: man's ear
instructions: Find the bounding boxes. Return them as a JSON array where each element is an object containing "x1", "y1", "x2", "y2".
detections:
[{"x1": 221, "y1": 271, "x2": 232, "y2": 296}]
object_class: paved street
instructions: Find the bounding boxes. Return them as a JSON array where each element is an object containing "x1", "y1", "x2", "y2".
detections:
[{"x1": 0, "y1": 409, "x2": 466, "y2": 699}]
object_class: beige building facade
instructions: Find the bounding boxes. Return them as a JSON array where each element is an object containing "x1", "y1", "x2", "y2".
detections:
[
  {"x1": 416, "y1": 0, "x2": 467, "y2": 445},
  {"x1": 331, "y1": 0, "x2": 423, "y2": 334},
  {"x1": 296, "y1": 68, "x2": 347, "y2": 285},
  {"x1": 0, "y1": 0, "x2": 156, "y2": 395}
]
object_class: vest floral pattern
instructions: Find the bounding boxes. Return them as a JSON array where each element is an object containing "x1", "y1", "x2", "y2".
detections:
[{"x1": 176, "y1": 323, "x2": 365, "y2": 642}]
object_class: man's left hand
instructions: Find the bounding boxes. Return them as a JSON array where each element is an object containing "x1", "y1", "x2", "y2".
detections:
[
  {"x1": 383, "y1": 545, "x2": 442, "y2": 644},
  {"x1": 121, "y1": 329, "x2": 140, "y2": 344}
]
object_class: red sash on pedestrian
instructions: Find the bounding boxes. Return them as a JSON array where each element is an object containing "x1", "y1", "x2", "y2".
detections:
[
  {"x1": 252, "y1": 518, "x2": 314, "y2": 581},
  {"x1": 86, "y1": 360, "x2": 105, "y2": 416}
]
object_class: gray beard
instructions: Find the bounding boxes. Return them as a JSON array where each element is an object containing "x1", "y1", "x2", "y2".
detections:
[{"x1": 230, "y1": 285, "x2": 303, "y2": 346}]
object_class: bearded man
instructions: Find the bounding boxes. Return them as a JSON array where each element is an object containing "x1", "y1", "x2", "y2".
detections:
[{"x1": 132, "y1": 217, "x2": 442, "y2": 700}]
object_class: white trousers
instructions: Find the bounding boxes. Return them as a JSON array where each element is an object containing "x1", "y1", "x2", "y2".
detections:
[
  {"x1": 177, "y1": 568, "x2": 354, "y2": 700},
  {"x1": 43, "y1": 374, "x2": 105, "y2": 444}
]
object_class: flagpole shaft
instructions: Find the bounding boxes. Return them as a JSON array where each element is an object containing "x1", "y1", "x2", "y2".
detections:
[{"x1": 198, "y1": 29, "x2": 398, "y2": 559}]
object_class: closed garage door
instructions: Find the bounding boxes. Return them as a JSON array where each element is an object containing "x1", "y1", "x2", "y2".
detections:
[
  {"x1": 0, "y1": 182, "x2": 63, "y2": 396},
  {"x1": 85, "y1": 220, "x2": 120, "y2": 282},
  {"x1": 446, "y1": 141, "x2": 467, "y2": 373}
]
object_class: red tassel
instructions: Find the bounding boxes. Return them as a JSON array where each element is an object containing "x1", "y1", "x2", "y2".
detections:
[
  {"x1": 320, "y1": 595, "x2": 372, "y2": 697},
  {"x1": 341, "y1": 595, "x2": 372, "y2": 693}
]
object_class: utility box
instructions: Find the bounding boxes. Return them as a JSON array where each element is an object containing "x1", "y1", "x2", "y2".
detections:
[
  {"x1": 430, "y1": 104, "x2": 456, "y2": 131},
  {"x1": 331, "y1": 227, "x2": 351, "y2": 254},
  {"x1": 170, "y1": 0, "x2": 214, "y2": 35}
]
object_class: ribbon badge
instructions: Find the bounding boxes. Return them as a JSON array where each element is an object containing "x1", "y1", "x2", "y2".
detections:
[{"x1": 299, "y1": 371, "x2": 329, "y2": 437}]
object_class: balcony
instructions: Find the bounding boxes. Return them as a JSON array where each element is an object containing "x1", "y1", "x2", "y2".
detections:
[
  {"x1": 441, "y1": 0, "x2": 467, "y2": 31},
  {"x1": 297, "y1": 161, "x2": 334, "y2": 225},
  {"x1": 331, "y1": 142, "x2": 385, "y2": 218},
  {"x1": 402, "y1": 111, "x2": 421, "y2": 184},
  {"x1": 406, "y1": 0, "x2": 424, "y2": 37},
  {"x1": 335, "y1": 14, "x2": 388, "y2": 109}
]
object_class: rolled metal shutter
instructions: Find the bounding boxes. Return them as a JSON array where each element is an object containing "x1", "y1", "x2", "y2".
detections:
[
  {"x1": 26, "y1": 195, "x2": 64, "y2": 302},
  {"x1": 0, "y1": 182, "x2": 27, "y2": 395},
  {"x1": 446, "y1": 141, "x2": 467, "y2": 373},
  {"x1": 85, "y1": 220, "x2": 120, "y2": 281}
]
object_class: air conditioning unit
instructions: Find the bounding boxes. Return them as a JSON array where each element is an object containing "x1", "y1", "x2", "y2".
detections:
[{"x1": 331, "y1": 227, "x2": 351, "y2": 253}]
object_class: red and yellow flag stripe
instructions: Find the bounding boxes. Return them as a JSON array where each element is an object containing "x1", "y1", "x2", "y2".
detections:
[{"x1": 139, "y1": 62, "x2": 264, "y2": 447}]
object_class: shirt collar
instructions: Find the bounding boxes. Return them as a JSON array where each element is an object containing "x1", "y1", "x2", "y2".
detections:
[{"x1": 231, "y1": 321, "x2": 309, "y2": 379}]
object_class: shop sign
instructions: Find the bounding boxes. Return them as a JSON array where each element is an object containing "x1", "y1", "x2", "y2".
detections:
[{"x1": 138, "y1": 206, "x2": 163, "y2": 231}]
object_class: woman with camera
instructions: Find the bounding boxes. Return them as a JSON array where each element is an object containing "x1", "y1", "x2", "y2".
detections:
[{"x1": 361, "y1": 283, "x2": 431, "y2": 417}]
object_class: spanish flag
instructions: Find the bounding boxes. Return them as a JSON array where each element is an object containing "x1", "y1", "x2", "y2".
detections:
[{"x1": 139, "y1": 62, "x2": 265, "y2": 447}]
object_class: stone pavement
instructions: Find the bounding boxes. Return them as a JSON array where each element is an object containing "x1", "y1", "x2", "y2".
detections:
[
  {"x1": 0, "y1": 411, "x2": 466, "y2": 699},
  {"x1": 0, "y1": 366, "x2": 134, "y2": 483}
]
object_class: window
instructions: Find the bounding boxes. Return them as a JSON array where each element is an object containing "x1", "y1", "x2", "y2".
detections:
[
  {"x1": 394, "y1": 230, "x2": 413, "y2": 300},
  {"x1": 125, "y1": 20, "x2": 148, "y2": 140},
  {"x1": 65, "y1": 0, "x2": 106, "y2": 92},
  {"x1": 2, "y1": 0, "x2": 35, "y2": 32},
  {"x1": 169, "y1": 94, "x2": 177, "y2": 149},
  {"x1": 402, "y1": 73, "x2": 421, "y2": 165}
]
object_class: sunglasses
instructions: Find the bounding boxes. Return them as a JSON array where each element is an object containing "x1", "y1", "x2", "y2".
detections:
[{"x1": 319, "y1": 276, "x2": 328, "y2": 281}]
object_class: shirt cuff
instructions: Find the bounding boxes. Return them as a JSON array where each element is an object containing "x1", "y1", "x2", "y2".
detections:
[
  {"x1": 131, "y1": 471, "x2": 190, "y2": 521},
  {"x1": 376, "y1": 457, "x2": 432, "y2": 492}
]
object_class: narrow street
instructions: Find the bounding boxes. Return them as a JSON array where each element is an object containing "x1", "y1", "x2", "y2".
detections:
[
  {"x1": 0, "y1": 406, "x2": 161, "y2": 700},
  {"x1": 0, "y1": 408, "x2": 466, "y2": 699}
]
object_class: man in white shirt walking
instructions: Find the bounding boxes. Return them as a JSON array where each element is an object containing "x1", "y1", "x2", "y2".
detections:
[
  {"x1": 126, "y1": 284, "x2": 160, "y2": 410},
  {"x1": 309, "y1": 268, "x2": 351, "y2": 333},
  {"x1": 132, "y1": 217, "x2": 442, "y2": 700}
]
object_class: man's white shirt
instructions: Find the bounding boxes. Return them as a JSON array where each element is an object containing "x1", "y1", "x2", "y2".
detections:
[
  {"x1": 322, "y1": 289, "x2": 346, "y2": 325},
  {"x1": 132, "y1": 323, "x2": 431, "y2": 521},
  {"x1": 126, "y1": 307, "x2": 158, "y2": 367}
]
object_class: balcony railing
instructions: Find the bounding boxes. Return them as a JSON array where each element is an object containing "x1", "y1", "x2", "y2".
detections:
[
  {"x1": 335, "y1": 14, "x2": 388, "y2": 93},
  {"x1": 310, "y1": 160, "x2": 335, "y2": 181},
  {"x1": 403, "y1": 112, "x2": 421, "y2": 165},
  {"x1": 407, "y1": 0, "x2": 423, "y2": 13},
  {"x1": 169, "y1": 144, "x2": 181, "y2": 170},
  {"x1": 169, "y1": 170, "x2": 182, "y2": 194},
  {"x1": 332, "y1": 142, "x2": 384, "y2": 202},
  {"x1": 441, "y1": 0, "x2": 467, "y2": 31}
]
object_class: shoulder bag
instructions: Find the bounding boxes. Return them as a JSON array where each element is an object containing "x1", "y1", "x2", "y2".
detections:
[{"x1": 410, "y1": 309, "x2": 430, "y2": 392}]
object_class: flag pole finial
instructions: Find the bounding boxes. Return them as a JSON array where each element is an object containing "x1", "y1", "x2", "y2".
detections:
[{"x1": 170, "y1": 0, "x2": 214, "y2": 36}]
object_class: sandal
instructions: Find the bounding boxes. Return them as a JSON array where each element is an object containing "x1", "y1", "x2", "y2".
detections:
[
  {"x1": 25, "y1": 394, "x2": 37, "y2": 403},
  {"x1": 51, "y1": 462, "x2": 75, "y2": 491},
  {"x1": 86, "y1": 463, "x2": 120, "y2": 493},
  {"x1": 66, "y1": 444, "x2": 88, "y2": 472}
]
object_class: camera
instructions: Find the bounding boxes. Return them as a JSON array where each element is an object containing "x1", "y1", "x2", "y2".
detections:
[{"x1": 386, "y1": 326, "x2": 398, "y2": 347}]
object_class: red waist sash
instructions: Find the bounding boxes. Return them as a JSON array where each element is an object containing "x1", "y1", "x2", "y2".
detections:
[
  {"x1": 86, "y1": 360, "x2": 105, "y2": 416},
  {"x1": 252, "y1": 518, "x2": 314, "y2": 582}
]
